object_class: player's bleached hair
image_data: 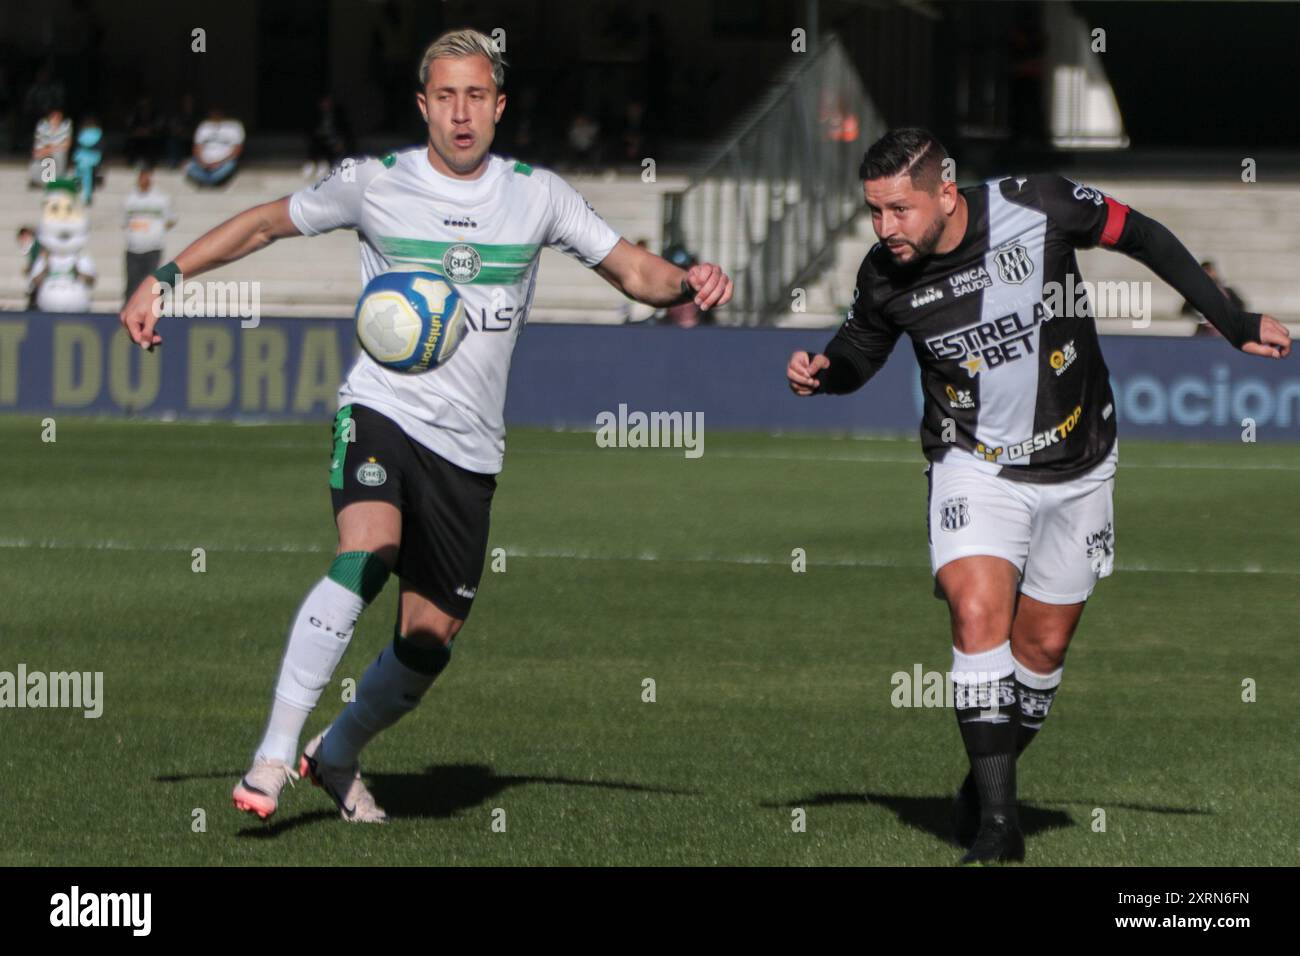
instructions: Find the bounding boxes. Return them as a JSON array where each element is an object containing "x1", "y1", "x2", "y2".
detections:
[
  {"x1": 859, "y1": 127, "x2": 948, "y2": 194},
  {"x1": 417, "y1": 29, "x2": 507, "y2": 90}
]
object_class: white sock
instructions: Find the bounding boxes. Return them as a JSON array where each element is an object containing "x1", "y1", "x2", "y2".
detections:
[
  {"x1": 318, "y1": 643, "x2": 440, "y2": 768},
  {"x1": 255, "y1": 577, "x2": 366, "y2": 764},
  {"x1": 950, "y1": 640, "x2": 1015, "y2": 684}
]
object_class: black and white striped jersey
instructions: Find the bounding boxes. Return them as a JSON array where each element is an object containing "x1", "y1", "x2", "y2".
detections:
[{"x1": 817, "y1": 173, "x2": 1262, "y2": 484}]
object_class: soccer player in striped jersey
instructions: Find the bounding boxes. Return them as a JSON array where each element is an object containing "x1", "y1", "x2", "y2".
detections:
[
  {"x1": 120, "y1": 29, "x2": 732, "y2": 823},
  {"x1": 787, "y1": 127, "x2": 1290, "y2": 864}
]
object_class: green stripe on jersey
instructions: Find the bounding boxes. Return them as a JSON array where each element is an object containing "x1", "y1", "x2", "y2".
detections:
[
  {"x1": 512, "y1": 161, "x2": 533, "y2": 176},
  {"x1": 329, "y1": 404, "x2": 352, "y2": 490},
  {"x1": 377, "y1": 236, "x2": 540, "y2": 264}
]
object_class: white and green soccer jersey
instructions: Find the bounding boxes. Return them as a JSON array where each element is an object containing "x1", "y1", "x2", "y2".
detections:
[{"x1": 288, "y1": 147, "x2": 621, "y2": 473}]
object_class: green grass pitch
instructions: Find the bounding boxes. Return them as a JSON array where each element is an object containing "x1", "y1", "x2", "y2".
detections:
[{"x1": 1, "y1": 415, "x2": 1296, "y2": 866}]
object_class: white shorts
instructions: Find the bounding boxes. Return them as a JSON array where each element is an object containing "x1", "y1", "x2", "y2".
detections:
[{"x1": 926, "y1": 441, "x2": 1118, "y2": 605}]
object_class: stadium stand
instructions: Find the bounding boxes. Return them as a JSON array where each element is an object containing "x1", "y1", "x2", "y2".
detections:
[{"x1": 0, "y1": 162, "x2": 685, "y2": 323}]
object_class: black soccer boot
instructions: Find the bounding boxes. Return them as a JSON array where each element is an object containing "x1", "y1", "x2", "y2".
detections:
[{"x1": 958, "y1": 813, "x2": 1025, "y2": 865}]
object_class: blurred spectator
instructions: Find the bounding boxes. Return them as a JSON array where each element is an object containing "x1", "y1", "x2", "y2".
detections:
[
  {"x1": 620, "y1": 100, "x2": 645, "y2": 163},
  {"x1": 29, "y1": 107, "x2": 71, "y2": 186},
  {"x1": 164, "y1": 93, "x2": 198, "y2": 169},
  {"x1": 304, "y1": 94, "x2": 352, "y2": 179},
  {"x1": 125, "y1": 96, "x2": 163, "y2": 167},
  {"x1": 122, "y1": 166, "x2": 176, "y2": 306},
  {"x1": 186, "y1": 107, "x2": 245, "y2": 187},
  {"x1": 73, "y1": 117, "x2": 104, "y2": 205},
  {"x1": 1181, "y1": 260, "x2": 1244, "y2": 338},
  {"x1": 16, "y1": 226, "x2": 41, "y2": 309},
  {"x1": 567, "y1": 112, "x2": 600, "y2": 170}
]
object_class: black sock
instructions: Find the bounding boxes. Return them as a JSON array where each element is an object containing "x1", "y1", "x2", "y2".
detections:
[
  {"x1": 954, "y1": 674, "x2": 1020, "y2": 823},
  {"x1": 1015, "y1": 679, "x2": 1060, "y2": 755}
]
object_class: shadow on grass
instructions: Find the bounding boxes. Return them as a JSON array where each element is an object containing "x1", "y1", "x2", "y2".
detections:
[
  {"x1": 761, "y1": 791, "x2": 1207, "y2": 845},
  {"x1": 158, "y1": 764, "x2": 697, "y2": 836}
]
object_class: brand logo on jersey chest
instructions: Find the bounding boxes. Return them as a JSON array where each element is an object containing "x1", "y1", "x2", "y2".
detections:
[
  {"x1": 442, "y1": 243, "x2": 482, "y2": 283},
  {"x1": 910, "y1": 286, "x2": 944, "y2": 309},
  {"x1": 994, "y1": 242, "x2": 1034, "y2": 284},
  {"x1": 442, "y1": 216, "x2": 478, "y2": 229}
]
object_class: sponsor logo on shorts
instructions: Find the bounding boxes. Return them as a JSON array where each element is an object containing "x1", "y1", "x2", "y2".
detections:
[
  {"x1": 938, "y1": 495, "x2": 970, "y2": 532},
  {"x1": 454, "y1": 585, "x2": 477, "y2": 599},
  {"x1": 1086, "y1": 520, "x2": 1115, "y2": 573},
  {"x1": 946, "y1": 384, "x2": 975, "y2": 409},
  {"x1": 1049, "y1": 340, "x2": 1077, "y2": 376},
  {"x1": 442, "y1": 243, "x2": 481, "y2": 283},
  {"x1": 356, "y1": 456, "x2": 387, "y2": 486}
]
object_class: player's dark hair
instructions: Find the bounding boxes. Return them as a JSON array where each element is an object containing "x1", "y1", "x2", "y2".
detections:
[{"x1": 859, "y1": 128, "x2": 948, "y2": 194}]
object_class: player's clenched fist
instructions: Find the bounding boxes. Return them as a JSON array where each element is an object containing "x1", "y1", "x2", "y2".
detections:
[
  {"x1": 119, "y1": 276, "x2": 165, "y2": 351},
  {"x1": 684, "y1": 262, "x2": 734, "y2": 312},
  {"x1": 787, "y1": 351, "x2": 829, "y2": 395}
]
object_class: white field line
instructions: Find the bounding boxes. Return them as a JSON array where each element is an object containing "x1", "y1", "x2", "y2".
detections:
[
  {"x1": 60, "y1": 436, "x2": 1300, "y2": 472},
  {"x1": 510, "y1": 448, "x2": 1300, "y2": 472},
  {"x1": 0, "y1": 537, "x2": 1293, "y2": 577}
]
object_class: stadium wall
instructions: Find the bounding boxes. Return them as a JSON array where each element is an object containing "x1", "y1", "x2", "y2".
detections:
[{"x1": 2, "y1": 313, "x2": 1298, "y2": 442}]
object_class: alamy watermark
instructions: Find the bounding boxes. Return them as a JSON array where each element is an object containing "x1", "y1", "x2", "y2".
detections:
[
  {"x1": 1, "y1": 664, "x2": 103, "y2": 718},
  {"x1": 595, "y1": 404, "x2": 704, "y2": 459},
  {"x1": 152, "y1": 272, "x2": 261, "y2": 328}
]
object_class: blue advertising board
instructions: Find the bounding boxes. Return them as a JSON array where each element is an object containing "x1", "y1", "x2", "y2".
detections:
[{"x1": 0, "y1": 312, "x2": 1297, "y2": 442}]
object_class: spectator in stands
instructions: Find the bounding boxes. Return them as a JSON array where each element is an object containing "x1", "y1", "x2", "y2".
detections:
[
  {"x1": 1181, "y1": 260, "x2": 1244, "y2": 338},
  {"x1": 567, "y1": 112, "x2": 600, "y2": 171},
  {"x1": 620, "y1": 100, "x2": 645, "y2": 163},
  {"x1": 73, "y1": 116, "x2": 104, "y2": 204},
  {"x1": 164, "y1": 93, "x2": 198, "y2": 169},
  {"x1": 304, "y1": 93, "x2": 352, "y2": 179},
  {"x1": 125, "y1": 96, "x2": 163, "y2": 167},
  {"x1": 186, "y1": 106, "x2": 245, "y2": 188},
  {"x1": 16, "y1": 225, "x2": 41, "y2": 309},
  {"x1": 29, "y1": 107, "x2": 71, "y2": 186},
  {"x1": 122, "y1": 166, "x2": 176, "y2": 306}
]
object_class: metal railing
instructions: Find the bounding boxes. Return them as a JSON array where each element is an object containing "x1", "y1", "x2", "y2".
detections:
[{"x1": 662, "y1": 34, "x2": 885, "y2": 326}]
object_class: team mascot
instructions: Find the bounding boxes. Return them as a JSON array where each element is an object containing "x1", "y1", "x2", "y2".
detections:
[{"x1": 30, "y1": 179, "x2": 96, "y2": 312}]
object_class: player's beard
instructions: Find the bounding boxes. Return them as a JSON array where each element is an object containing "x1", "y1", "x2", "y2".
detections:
[{"x1": 891, "y1": 214, "x2": 947, "y2": 261}]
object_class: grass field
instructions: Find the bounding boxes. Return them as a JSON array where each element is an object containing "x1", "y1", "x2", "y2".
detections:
[{"x1": 1, "y1": 414, "x2": 1296, "y2": 866}]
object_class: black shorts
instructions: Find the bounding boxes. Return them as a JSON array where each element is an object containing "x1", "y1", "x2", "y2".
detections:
[{"x1": 328, "y1": 403, "x2": 496, "y2": 620}]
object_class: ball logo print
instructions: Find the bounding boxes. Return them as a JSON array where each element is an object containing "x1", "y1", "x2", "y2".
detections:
[{"x1": 355, "y1": 268, "x2": 468, "y2": 373}]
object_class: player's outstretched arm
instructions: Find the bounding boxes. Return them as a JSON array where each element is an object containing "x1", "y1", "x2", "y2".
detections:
[
  {"x1": 594, "y1": 238, "x2": 733, "y2": 310},
  {"x1": 119, "y1": 196, "x2": 301, "y2": 350}
]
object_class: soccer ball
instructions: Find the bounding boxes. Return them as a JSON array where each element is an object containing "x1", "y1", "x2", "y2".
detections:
[{"x1": 354, "y1": 268, "x2": 467, "y2": 373}]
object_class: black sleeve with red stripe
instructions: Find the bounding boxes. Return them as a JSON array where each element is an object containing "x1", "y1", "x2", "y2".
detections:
[
  {"x1": 1108, "y1": 209, "x2": 1261, "y2": 349},
  {"x1": 1035, "y1": 174, "x2": 1262, "y2": 350}
]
